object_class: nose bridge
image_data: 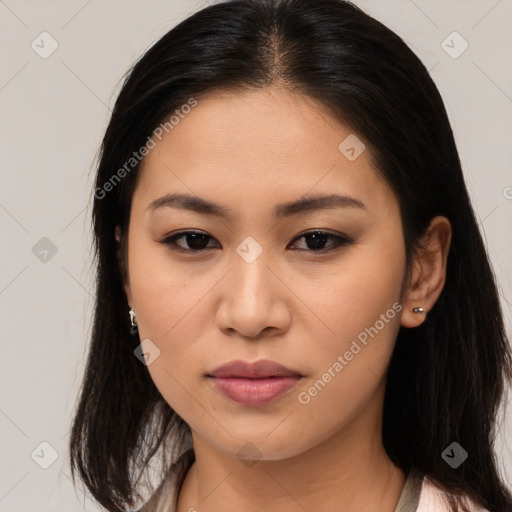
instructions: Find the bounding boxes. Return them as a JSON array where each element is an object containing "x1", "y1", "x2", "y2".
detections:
[{"x1": 232, "y1": 234, "x2": 275, "y2": 302}]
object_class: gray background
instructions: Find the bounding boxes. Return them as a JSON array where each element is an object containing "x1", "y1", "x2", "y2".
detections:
[{"x1": 1, "y1": 0, "x2": 511, "y2": 510}]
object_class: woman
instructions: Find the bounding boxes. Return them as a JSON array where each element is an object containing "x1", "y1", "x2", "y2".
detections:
[{"x1": 68, "y1": 1, "x2": 512, "y2": 511}]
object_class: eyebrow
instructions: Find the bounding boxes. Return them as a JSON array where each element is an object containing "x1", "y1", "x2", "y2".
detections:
[{"x1": 146, "y1": 192, "x2": 366, "y2": 219}]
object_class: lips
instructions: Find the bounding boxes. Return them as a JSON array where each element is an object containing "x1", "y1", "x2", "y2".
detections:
[
  {"x1": 207, "y1": 359, "x2": 302, "y2": 379},
  {"x1": 207, "y1": 359, "x2": 303, "y2": 406}
]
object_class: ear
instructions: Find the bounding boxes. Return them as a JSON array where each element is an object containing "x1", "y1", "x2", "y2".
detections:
[
  {"x1": 400, "y1": 216, "x2": 452, "y2": 328},
  {"x1": 115, "y1": 225, "x2": 133, "y2": 307}
]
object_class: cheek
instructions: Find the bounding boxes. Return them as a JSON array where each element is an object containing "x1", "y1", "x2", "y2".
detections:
[
  {"x1": 310, "y1": 238, "x2": 405, "y2": 353},
  {"x1": 128, "y1": 248, "x2": 210, "y2": 424},
  {"x1": 127, "y1": 230, "x2": 202, "y2": 338},
  {"x1": 293, "y1": 285, "x2": 403, "y2": 442}
]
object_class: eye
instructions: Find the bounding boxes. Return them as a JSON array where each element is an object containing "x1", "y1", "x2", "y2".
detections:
[
  {"x1": 159, "y1": 229, "x2": 354, "y2": 254},
  {"x1": 160, "y1": 230, "x2": 218, "y2": 252},
  {"x1": 290, "y1": 230, "x2": 354, "y2": 253}
]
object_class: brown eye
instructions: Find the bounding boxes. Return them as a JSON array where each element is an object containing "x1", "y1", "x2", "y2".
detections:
[
  {"x1": 161, "y1": 231, "x2": 217, "y2": 252},
  {"x1": 289, "y1": 230, "x2": 354, "y2": 253}
]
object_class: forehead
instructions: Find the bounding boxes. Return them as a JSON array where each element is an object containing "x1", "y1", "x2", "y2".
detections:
[
  {"x1": 134, "y1": 87, "x2": 395, "y2": 217},
  {"x1": 143, "y1": 87, "x2": 351, "y2": 166}
]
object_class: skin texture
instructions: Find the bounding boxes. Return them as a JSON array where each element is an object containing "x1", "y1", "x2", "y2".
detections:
[{"x1": 116, "y1": 87, "x2": 451, "y2": 512}]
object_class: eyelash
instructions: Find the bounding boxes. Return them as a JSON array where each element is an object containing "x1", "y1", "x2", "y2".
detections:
[{"x1": 159, "y1": 229, "x2": 354, "y2": 255}]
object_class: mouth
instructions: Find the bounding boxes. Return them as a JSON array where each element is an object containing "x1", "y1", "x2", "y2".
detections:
[
  {"x1": 206, "y1": 359, "x2": 303, "y2": 406},
  {"x1": 207, "y1": 358, "x2": 302, "y2": 379}
]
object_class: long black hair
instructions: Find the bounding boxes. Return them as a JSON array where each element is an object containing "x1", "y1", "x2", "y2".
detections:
[{"x1": 68, "y1": 1, "x2": 512, "y2": 511}]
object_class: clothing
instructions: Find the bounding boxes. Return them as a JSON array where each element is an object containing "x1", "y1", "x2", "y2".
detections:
[{"x1": 136, "y1": 448, "x2": 489, "y2": 512}]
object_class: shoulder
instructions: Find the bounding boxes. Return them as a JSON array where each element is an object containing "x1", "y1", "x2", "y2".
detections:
[
  {"x1": 137, "y1": 448, "x2": 195, "y2": 512},
  {"x1": 417, "y1": 475, "x2": 490, "y2": 512}
]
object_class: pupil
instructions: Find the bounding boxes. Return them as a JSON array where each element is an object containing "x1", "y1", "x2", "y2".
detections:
[
  {"x1": 309, "y1": 232, "x2": 327, "y2": 249},
  {"x1": 188, "y1": 233, "x2": 208, "y2": 249}
]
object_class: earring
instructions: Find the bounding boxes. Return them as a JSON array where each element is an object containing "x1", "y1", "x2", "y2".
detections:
[
  {"x1": 412, "y1": 307, "x2": 425, "y2": 314},
  {"x1": 129, "y1": 307, "x2": 138, "y2": 336}
]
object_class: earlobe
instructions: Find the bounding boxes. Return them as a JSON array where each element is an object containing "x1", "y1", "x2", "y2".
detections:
[{"x1": 400, "y1": 216, "x2": 452, "y2": 328}]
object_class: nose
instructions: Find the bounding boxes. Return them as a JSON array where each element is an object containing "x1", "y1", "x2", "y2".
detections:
[{"x1": 215, "y1": 249, "x2": 292, "y2": 340}]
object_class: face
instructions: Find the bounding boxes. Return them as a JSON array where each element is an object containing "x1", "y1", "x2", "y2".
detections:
[{"x1": 119, "y1": 87, "x2": 409, "y2": 461}]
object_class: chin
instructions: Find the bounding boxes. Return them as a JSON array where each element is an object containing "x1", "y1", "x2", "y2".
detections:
[{"x1": 204, "y1": 429, "x2": 317, "y2": 464}]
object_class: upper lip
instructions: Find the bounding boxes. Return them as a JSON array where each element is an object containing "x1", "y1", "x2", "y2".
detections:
[{"x1": 207, "y1": 359, "x2": 302, "y2": 378}]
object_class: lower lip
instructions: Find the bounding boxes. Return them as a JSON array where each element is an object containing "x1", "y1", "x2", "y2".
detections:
[{"x1": 208, "y1": 376, "x2": 301, "y2": 406}]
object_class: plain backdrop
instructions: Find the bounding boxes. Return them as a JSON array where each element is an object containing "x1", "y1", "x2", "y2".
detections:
[{"x1": 1, "y1": 0, "x2": 511, "y2": 510}]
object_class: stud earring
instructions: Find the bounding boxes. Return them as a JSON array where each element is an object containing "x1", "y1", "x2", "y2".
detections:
[
  {"x1": 412, "y1": 307, "x2": 425, "y2": 314},
  {"x1": 129, "y1": 307, "x2": 138, "y2": 335}
]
